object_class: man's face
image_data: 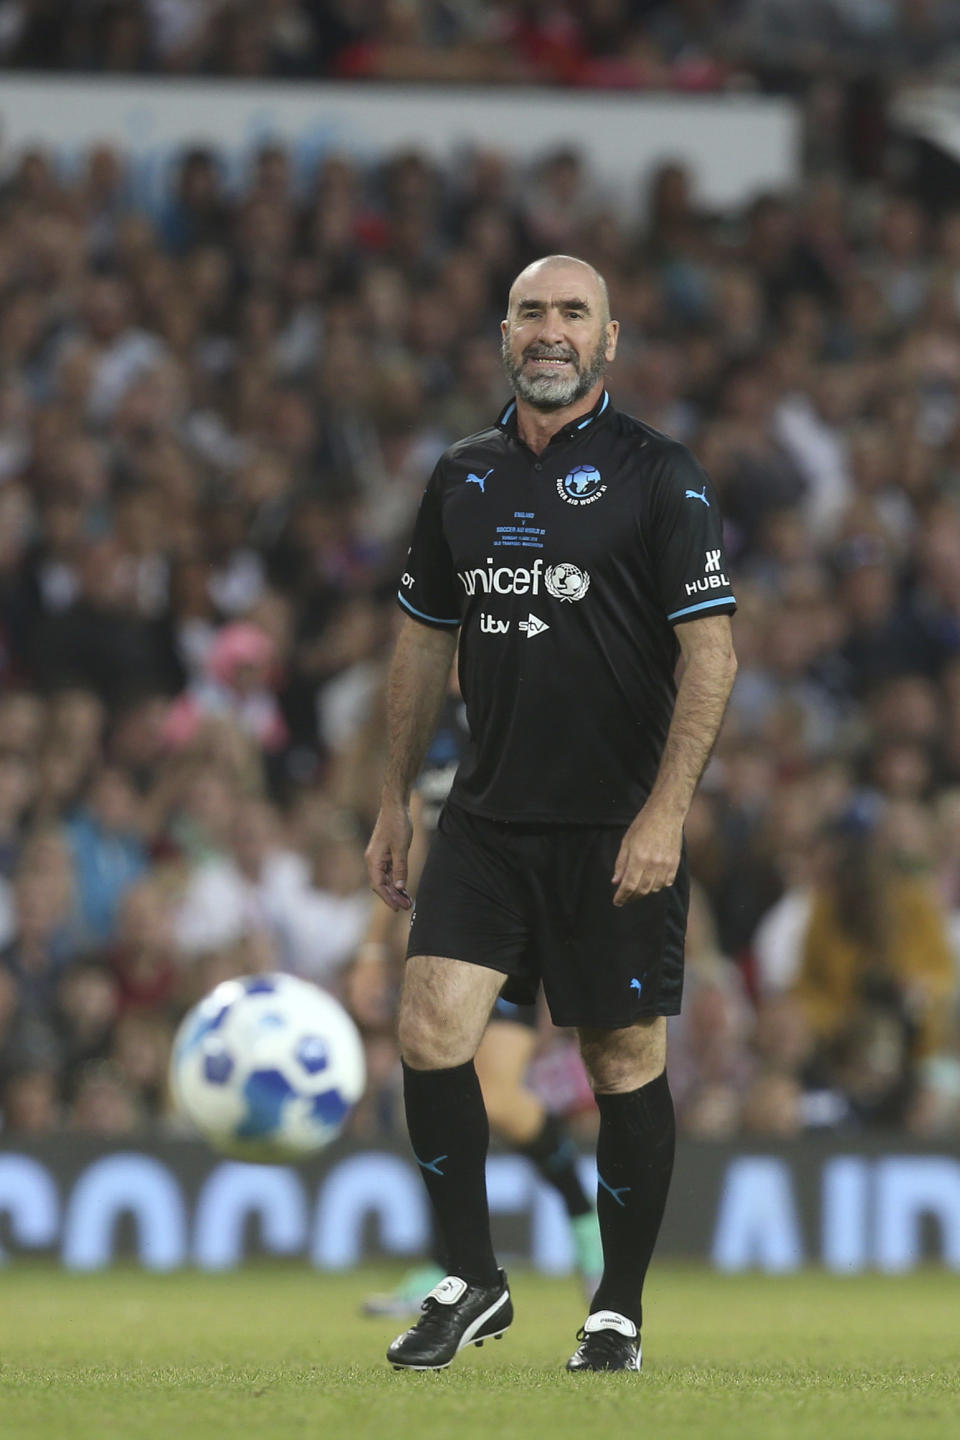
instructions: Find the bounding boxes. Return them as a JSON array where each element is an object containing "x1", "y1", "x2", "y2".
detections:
[{"x1": 501, "y1": 263, "x2": 618, "y2": 410}]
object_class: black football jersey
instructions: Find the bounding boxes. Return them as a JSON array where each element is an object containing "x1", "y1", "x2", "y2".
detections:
[{"x1": 398, "y1": 390, "x2": 736, "y2": 823}]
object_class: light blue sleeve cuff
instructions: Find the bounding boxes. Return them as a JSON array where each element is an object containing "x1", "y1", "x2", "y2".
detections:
[
  {"x1": 667, "y1": 595, "x2": 737, "y2": 622},
  {"x1": 397, "y1": 592, "x2": 461, "y2": 626}
]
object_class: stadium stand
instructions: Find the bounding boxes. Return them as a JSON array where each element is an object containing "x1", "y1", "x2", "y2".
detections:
[{"x1": 1, "y1": 0, "x2": 959, "y2": 1141}]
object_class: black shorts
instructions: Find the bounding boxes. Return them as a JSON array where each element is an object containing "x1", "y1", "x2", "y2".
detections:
[{"x1": 407, "y1": 802, "x2": 688, "y2": 1029}]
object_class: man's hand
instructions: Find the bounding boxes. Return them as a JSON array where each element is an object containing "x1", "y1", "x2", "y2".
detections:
[
  {"x1": 611, "y1": 615, "x2": 735, "y2": 907},
  {"x1": 365, "y1": 795, "x2": 414, "y2": 911},
  {"x1": 611, "y1": 802, "x2": 684, "y2": 906}
]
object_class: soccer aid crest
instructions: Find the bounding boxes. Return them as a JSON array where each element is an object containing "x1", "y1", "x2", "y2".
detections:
[{"x1": 558, "y1": 464, "x2": 606, "y2": 505}]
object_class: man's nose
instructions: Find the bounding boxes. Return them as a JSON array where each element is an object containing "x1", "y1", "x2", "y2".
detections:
[{"x1": 536, "y1": 310, "x2": 566, "y2": 345}]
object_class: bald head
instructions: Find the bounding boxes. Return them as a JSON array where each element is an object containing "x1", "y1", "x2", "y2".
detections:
[
  {"x1": 506, "y1": 254, "x2": 611, "y2": 327},
  {"x1": 501, "y1": 254, "x2": 618, "y2": 412}
]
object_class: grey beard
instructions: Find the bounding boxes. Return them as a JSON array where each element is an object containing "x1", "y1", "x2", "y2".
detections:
[{"x1": 501, "y1": 336, "x2": 608, "y2": 411}]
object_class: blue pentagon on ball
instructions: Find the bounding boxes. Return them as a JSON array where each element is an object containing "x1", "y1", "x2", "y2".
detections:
[
  {"x1": 296, "y1": 1035, "x2": 329, "y2": 1074},
  {"x1": 237, "y1": 1068, "x2": 296, "y2": 1137},
  {"x1": 311, "y1": 1088, "x2": 350, "y2": 1127},
  {"x1": 203, "y1": 1044, "x2": 234, "y2": 1085},
  {"x1": 243, "y1": 976, "x2": 278, "y2": 995}
]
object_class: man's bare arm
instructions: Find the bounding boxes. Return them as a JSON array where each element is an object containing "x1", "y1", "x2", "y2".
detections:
[
  {"x1": 612, "y1": 614, "x2": 736, "y2": 905},
  {"x1": 365, "y1": 617, "x2": 458, "y2": 910}
]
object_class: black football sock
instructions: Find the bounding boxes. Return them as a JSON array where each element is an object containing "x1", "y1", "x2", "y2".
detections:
[
  {"x1": 402, "y1": 1058, "x2": 500, "y2": 1289},
  {"x1": 518, "y1": 1113, "x2": 591, "y2": 1218},
  {"x1": 590, "y1": 1070, "x2": 676, "y2": 1330}
]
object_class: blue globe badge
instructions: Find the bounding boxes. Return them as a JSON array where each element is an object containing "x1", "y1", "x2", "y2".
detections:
[{"x1": 559, "y1": 464, "x2": 606, "y2": 505}]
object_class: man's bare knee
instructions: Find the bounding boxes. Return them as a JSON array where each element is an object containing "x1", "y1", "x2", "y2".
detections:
[
  {"x1": 578, "y1": 1017, "x2": 667, "y2": 1094},
  {"x1": 398, "y1": 955, "x2": 503, "y2": 1070},
  {"x1": 397, "y1": 1009, "x2": 466, "y2": 1069},
  {"x1": 398, "y1": 983, "x2": 475, "y2": 1069}
]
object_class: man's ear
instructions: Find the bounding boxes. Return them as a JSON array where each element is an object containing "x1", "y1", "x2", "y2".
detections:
[{"x1": 604, "y1": 320, "x2": 620, "y2": 363}]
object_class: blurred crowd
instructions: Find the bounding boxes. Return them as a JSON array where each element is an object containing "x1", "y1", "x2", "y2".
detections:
[
  {"x1": 3, "y1": 1, "x2": 960, "y2": 88},
  {"x1": 4, "y1": 100, "x2": 960, "y2": 1141}
]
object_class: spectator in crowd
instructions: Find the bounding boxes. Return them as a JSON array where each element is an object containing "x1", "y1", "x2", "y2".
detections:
[
  {"x1": 110, "y1": 880, "x2": 179, "y2": 1014},
  {"x1": 68, "y1": 1059, "x2": 143, "y2": 1133},
  {"x1": 0, "y1": 1065, "x2": 61, "y2": 1132},
  {"x1": 792, "y1": 812, "x2": 955, "y2": 1125},
  {"x1": 56, "y1": 958, "x2": 121, "y2": 1097},
  {"x1": 2, "y1": 830, "x2": 83, "y2": 1025},
  {"x1": 66, "y1": 766, "x2": 148, "y2": 944},
  {"x1": 277, "y1": 817, "x2": 371, "y2": 987},
  {"x1": 163, "y1": 621, "x2": 288, "y2": 754},
  {"x1": 173, "y1": 793, "x2": 305, "y2": 955}
]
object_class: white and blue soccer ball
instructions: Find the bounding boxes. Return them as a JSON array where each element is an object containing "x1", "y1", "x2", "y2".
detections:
[{"x1": 170, "y1": 973, "x2": 366, "y2": 1161}]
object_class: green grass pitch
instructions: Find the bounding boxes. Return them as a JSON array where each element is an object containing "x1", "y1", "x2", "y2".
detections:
[{"x1": 1, "y1": 1264, "x2": 958, "y2": 1440}]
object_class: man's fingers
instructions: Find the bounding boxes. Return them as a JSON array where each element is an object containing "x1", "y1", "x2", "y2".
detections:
[
  {"x1": 610, "y1": 835, "x2": 628, "y2": 884},
  {"x1": 366, "y1": 803, "x2": 414, "y2": 910},
  {"x1": 612, "y1": 858, "x2": 677, "y2": 905},
  {"x1": 381, "y1": 845, "x2": 410, "y2": 900},
  {"x1": 379, "y1": 872, "x2": 413, "y2": 911},
  {"x1": 365, "y1": 845, "x2": 412, "y2": 911},
  {"x1": 373, "y1": 877, "x2": 411, "y2": 912}
]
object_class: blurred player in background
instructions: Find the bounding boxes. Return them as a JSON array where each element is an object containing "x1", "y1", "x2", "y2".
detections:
[{"x1": 350, "y1": 670, "x2": 603, "y2": 1317}]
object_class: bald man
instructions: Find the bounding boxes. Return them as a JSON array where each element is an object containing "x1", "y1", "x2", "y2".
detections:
[{"x1": 367, "y1": 255, "x2": 738, "y2": 1372}]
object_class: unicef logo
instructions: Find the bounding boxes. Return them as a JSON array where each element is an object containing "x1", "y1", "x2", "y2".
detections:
[
  {"x1": 558, "y1": 464, "x2": 606, "y2": 506},
  {"x1": 544, "y1": 562, "x2": 591, "y2": 602}
]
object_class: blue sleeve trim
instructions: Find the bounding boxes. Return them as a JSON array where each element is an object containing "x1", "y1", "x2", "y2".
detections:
[
  {"x1": 667, "y1": 595, "x2": 737, "y2": 622},
  {"x1": 397, "y1": 592, "x2": 461, "y2": 627}
]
